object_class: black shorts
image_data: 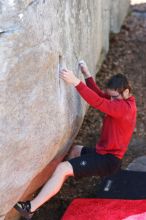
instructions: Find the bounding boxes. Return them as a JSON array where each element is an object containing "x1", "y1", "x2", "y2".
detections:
[{"x1": 68, "y1": 147, "x2": 122, "y2": 178}]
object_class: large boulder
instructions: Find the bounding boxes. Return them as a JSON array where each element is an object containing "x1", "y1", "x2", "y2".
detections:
[
  {"x1": 0, "y1": 0, "x2": 130, "y2": 219},
  {"x1": 110, "y1": 0, "x2": 130, "y2": 33}
]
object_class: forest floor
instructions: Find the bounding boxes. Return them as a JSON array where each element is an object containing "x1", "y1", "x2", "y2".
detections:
[{"x1": 24, "y1": 3, "x2": 146, "y2": 220}]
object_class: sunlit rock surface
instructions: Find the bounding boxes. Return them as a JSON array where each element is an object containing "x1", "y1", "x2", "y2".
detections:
[{"x1": 0, "y1": 0, "x2": 129, "y2": 219}]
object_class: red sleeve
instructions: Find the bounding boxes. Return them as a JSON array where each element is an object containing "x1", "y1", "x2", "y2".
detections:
[
  {"x1": 76, "y1": 81, "x2": 130, "y2": 118},
  {"x1": 85, "y1": 77, "x2": 110, "y2": 99}
]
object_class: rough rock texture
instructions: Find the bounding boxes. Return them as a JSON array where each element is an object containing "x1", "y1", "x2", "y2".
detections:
[{"x1": 0, "y1": 0, "x2": 129, "y2": 219}]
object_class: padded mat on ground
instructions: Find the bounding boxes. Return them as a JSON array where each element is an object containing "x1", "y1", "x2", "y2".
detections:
[
  {"x1": 96, "y1": 170, "x2": 146, "y2": 199},
  {"x1": 62, "y1": 198, "x2": 146, "y2": 220}
]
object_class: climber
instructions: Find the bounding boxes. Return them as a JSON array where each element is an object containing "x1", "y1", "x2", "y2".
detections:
[{"x1": 14, "y1": 61, "x2": 137, "y2": 219}]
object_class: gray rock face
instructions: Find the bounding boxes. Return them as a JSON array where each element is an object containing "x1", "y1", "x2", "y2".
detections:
[
  {"x1": 0, "y1": 0, "x2": 129, "y2": 219},
  {"x1": 127, "y1": 156, "x2": 146, "y2": 172},
  {"x1": 110, "y1": 0, "x2": 130, "y2": 33}
]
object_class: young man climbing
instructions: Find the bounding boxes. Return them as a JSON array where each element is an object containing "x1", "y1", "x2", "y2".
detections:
[{"x1": 14, "y1": 61, "x2": 137, "y2": 219}]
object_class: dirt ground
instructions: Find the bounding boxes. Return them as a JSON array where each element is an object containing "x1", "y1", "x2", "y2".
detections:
[{"x1": 23, "y1": 3, "x2": 146, "y2": 220}]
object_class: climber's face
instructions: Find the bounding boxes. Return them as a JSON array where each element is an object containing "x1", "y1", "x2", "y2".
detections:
[{"x1": 106, "y1": 89, "x2": 123, "y2": 100}]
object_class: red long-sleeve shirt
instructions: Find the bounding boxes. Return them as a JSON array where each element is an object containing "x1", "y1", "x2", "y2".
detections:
[{"x1": 75, "y1": 77, "x2": 137, "y2": 159}]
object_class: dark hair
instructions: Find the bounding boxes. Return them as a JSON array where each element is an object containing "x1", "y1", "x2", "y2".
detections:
[{"x1": 106, "y1": 73, "x2": 131, "y2": 94}]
